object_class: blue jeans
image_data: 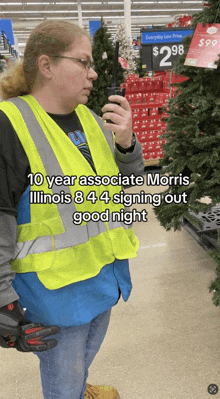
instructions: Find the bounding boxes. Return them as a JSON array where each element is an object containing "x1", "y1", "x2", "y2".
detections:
[{"x1": 34, "y1": 308, "x2": 112, "y2": 399}]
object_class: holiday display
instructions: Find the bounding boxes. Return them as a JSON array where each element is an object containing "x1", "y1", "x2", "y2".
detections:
[
  {"x1": 167, "y1": 14, "x2": 193, "y2": 28},
  {"x1": 203, "y1": 1, "x2": 210, "y2": 8},
  {"x1": 113, "y1": 23, "x2": 137, "y2": 74},
  {"x1": 121, "y1": 72, "x2": 187, "y2": 164},
  {"x1": 106, "y1": 41, "x2": 126, "y2": 125},
  {"x1": 86, "y1": 18, "x2": 125, "y2": 116},
  {"x1": 118, "y1": 57, "x2": 129, "y2": 69},
  {"x1": 152, "y1": 0, "x2": 220, "y2": 306},
  {"x1": 134, "y1": 46, "x2": 145, "y2": 78}
]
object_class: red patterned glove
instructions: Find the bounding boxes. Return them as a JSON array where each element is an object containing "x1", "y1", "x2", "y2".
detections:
[{"x1": 0, "y1": 301, "x2": 60, "y2": 352}]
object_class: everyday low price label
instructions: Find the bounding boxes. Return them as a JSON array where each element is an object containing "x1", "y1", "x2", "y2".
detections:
[{"x1": 184, "y1": 23, "x2": 220, "y2": 69}]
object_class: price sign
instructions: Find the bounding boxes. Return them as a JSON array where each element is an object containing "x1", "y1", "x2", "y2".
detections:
[
  {"x1": 184, "y1": 23, "x2": 220, "y2": 68},
  {"x1": 153, "y1": 43, "x2": 185, "y2": 70},
  {"x1": 141, "y1": 27, "x2": 193, "y2": 71}
]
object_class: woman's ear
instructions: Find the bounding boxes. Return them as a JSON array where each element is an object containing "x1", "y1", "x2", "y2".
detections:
[{"x1": 37, "y1": 55, "x2": 52, "y2": 80}]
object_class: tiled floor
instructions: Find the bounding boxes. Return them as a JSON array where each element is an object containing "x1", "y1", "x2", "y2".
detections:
[{"x1": 1, "y1": 175, "x2": 220, "y2": 399}]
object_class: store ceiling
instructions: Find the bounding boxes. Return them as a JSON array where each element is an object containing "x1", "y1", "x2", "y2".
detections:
[{"x1": 0, "y1": 0, "x2": 202, "y2": 55}]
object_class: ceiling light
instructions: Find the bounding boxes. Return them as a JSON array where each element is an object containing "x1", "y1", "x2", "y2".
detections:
[
  {"x1": 1, "y1": 10, "x2": 78, "y2": 13},
  {"x1": 0, "y1": 1, "x2": 74, "y2": 3},
  {"x1": 20, "y1": 17, "x2": 45, "y2": 20},
  {"x1": 83, "y1": 15, "x2": 172, "y2": 19},
  {"x1": 131, "y1": 8, "x2": 202, "y2": 11},
  {"x1": 139, "y1": 0, "x2": 201, "y2": 1},
  {"x1": 82, "y1": 10, "x2": 124, "y2": 13},
  {"x1": 131, "y1": 15, "x2": 172, "y2": 18},
  {"x1": 47, "y1": 16, "x2": 78, "y2": 19}
]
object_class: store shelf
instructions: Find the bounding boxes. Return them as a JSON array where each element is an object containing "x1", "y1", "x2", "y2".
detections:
[{"x1": 181, "y1": 215, "x2": 219, "y2": 251}]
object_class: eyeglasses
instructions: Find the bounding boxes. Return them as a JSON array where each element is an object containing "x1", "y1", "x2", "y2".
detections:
[{"x1": 53, "y1": 56, "x2": 95, "y2": 71}]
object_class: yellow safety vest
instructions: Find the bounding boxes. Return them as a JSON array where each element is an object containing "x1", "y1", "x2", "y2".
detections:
[{"x1": 0, "y1": 95, "x2": 139, "y2": 290}]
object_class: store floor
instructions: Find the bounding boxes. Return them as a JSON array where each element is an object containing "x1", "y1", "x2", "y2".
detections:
[{"x1": 1, "y1": 176, "x2": 220, "y2": 399}]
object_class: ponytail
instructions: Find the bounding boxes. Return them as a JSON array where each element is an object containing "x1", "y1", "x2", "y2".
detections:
[{"x1": 0, "y1": 61, "x2": 30, "y2": 100}]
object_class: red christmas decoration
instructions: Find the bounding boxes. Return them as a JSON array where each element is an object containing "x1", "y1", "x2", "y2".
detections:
[
  {"x1": 118, "y1": 57, "x2": 129, "y2": 69},
  {"x1": 166, "y1": 14, "x2": 192, "y2": 28},
  {"x1": 203, "y1": 1, "x2": 210, "y2": 7}
]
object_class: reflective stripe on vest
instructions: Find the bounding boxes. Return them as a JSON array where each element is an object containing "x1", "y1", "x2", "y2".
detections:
[
  {"x1": 0, "y1": 95, "x2": 139, "y2": 289},
  {"x1": 8, "y1": 97, "x2": 107, "y2": 259}
]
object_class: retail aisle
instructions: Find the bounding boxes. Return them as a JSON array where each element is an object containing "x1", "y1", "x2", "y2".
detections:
[{"x1": 1, "y1": 177, "x2": 220, "y2": 399}]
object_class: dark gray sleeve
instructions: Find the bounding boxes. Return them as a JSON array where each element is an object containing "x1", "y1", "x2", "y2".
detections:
[
  {"x1": 114, "y1": 138, "x2": 145, "y2": 177},
  {"x1": 0, "y1": 212, "x2": 19, "y2": 307}
]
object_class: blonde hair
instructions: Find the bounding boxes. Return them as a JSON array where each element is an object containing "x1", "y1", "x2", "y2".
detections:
[{"x1": 0, "y1": 20, "x2": 91, "y2": 100}]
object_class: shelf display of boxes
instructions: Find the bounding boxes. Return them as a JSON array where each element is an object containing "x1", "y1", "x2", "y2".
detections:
[{"x1": 120, "y1": 72, "x2": 188, "y2": 164}]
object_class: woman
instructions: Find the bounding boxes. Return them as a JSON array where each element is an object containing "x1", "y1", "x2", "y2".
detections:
[{"x1": 0, "y1": 20, "x2": 144, "y2": 399}]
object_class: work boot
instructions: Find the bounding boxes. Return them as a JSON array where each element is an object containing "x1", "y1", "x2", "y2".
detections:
[{"x1": 84, "y1": 383, "x2": 120, "y2": 399}]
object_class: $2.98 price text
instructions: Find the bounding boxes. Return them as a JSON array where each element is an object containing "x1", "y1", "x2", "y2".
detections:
[{"x1": 152, "y1": 44, "x2": 184, "y2": 69}]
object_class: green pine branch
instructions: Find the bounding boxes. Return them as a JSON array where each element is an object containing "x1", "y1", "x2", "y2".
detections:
[
  {"x1": 153, "y1": 0, "x2": 220, "y2": 306},
  {"x1": 86, "y1": 20, "x2": 125, "y2": 116}
]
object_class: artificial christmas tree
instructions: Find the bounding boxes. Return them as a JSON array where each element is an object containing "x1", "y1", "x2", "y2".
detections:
[
  {"x1": 134, "y1": 46, "x2": 145, "y2": 78},
  {"x1": 86, "y1": 18, "x2": 125, "y2": 116},
  {"x1": 113, "y1": 22, "x2": 137, "y2": 74},
  {"x1": 153, "y1": 0, "x2": 220, "y2": 305}
]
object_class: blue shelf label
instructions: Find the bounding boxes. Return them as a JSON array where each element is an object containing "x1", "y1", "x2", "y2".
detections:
[{"x1": 141, "y1": 29, "x2": 193, "y2": 44}]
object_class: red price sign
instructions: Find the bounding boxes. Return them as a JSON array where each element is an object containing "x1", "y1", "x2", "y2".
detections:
[{"x1": 184, "y1": 23, "x2": 220, "y2": 69}]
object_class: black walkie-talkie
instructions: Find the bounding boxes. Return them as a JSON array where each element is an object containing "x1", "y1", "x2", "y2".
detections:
[{"x1": 106, "y1": 41, "x2": 125, "y2": 123}]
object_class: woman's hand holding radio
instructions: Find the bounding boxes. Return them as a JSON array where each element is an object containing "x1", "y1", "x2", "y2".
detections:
[{"x1": 101, "y1": 95, "x2": 133, "y2": 149}]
